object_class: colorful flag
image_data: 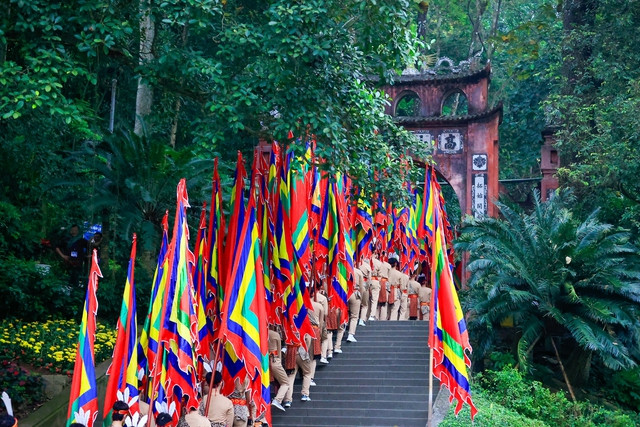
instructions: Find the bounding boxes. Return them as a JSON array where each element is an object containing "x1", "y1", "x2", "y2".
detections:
[
  {"x1": 420, "y1": 167, "x2": 437, "y2": 240},
  {"x1": 266, "y1": 143, "x2": 286, "y2": 327},
  {"x1": 428, "y1": 185, "x2": 477, "y2": 419},
  {"x1": 66, "y1": 250, "x2": 101, "y2": 427},
  {"x1": 251, "y1": 148, "x2": 274, "y2": 322},
  {"x1": 224, "y1": 151, "x2": 248, "y2": 284},
  {"x1": 194, "y1": 205, "x2": 214, "y2": 362},
  {"x1": 138, "y1": 211, "x2": 169, "y2": 395},
  {"x1": 314, "y1": 172, "x2": 332, "y2": 267},
  {"x1": 159, "y1": 179, "x2": 199, "y2": 411},
  {"x1": 354, "y1": 195, "x2": 373, "y2": 265},
  {"x1": 308, "y1": 166, "x2": 324, "y2": 240},
  {"x1": 279, "y1": 150, "x2": 315, "y2": 347},
  {"x1": 218, "y1": 184, "x2": 271, "y2": 423},
  {"x1": 207, "y1": 158, "x2": 226, "y2": 331},
  {"x1": 104, "y1": 235, "x2": 139, "y2": 426},
  {"x1": 288, "y1": 144, "x2": 313, "y2": 310},
  {"x1": 328, "y1": 179, "x2": 349, "y2": 324}
]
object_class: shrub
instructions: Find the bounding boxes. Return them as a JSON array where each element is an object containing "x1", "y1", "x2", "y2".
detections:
[
  {"x1": 0, "y1": 360, "x2": 45, "y2": 416},
  {"x1": 478, "y1": 367, "x2": 575, "y2": 425},
  {"x1": 601, "y1": 367, "x2": 640, "y2": 412},
  {"x1": 439, "y1": 389, "x2": 548, "y2": 427},
  {"x1": 473, "y1": 366, "x2": 640, "y2": 426},
  {"x1": 0, "y1": 256, "x2": 81, "y2": 321}
]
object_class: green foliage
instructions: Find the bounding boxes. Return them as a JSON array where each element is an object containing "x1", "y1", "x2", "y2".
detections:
[
  {"x1": 478, "y1": 368, "x2": 575, "y2": 425},
  {"x1": 68, "y1": 131, "x2": 211, "y2": 256},
  {"x1": 0, "y1": 360, "x2": 45, "y2": 417},
  {"x1": 0, "y1": 201, "x2": 40, "y2": 257},
  {"x1": 548, "y1": 0, "x2": 640, "y2": 232},
  {"x1": 485, "y1": 351, "x2": 517, "y2": 371},
  {"x1": 440, "y1": 392, "x2": 547, "y2": 427},
  {"x1": 597, "y1": 367, "x2": 640, "y2": 412},
  {"x1": 1, "y1": 0, "x2": 431, "y2": 280},
  {"x1": 442, "y1": 366, "x2": 640, "y2": 426},
  {"x1": 0, "y1": 256, "x2": 80, "y2": 320},
  {"x1": 456, "y1": 190, "x2": 640, "y2": 381}
]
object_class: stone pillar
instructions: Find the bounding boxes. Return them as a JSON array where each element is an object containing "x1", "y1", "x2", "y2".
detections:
[{"x1": 540, "y1": 129, "x2": 559, "y2": 201}]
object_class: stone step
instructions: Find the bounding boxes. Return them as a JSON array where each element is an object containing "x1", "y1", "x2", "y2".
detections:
[
  {"x1": 317, "y1": 370, "x2": 428, "y2": 380},
  {"x1": 307, "y1": 379, "x2": 429, "y2": 389},
  {"x1": 321, "y1": 352, "x2": 428, "y2": 359},
  {"x1": 272, "y1": 321, "x2": 434, "y2": 426},
  {"x1": 276, "y1": 392, "x2": 436, "y2": 405},
  {"x1": 311, "y1": 364, "x2": 428, "y2": 373},
  {"x1": 281, "y1": 383, "x2": 432, "y2": 395},
  {"x1": 271, "y1": 414, "x2": 428, "y2": 427}
]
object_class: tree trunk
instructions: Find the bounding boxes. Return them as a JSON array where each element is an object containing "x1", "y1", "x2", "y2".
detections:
[
  {"x1": 417, "y1": 1, "x2": 429, "y2": 54},
  {"x1": 99, "y1": 208, "x2": 111, "y2": 268},
  {"x1": 562, "y1": 0, "x2": 597, "y2": 94},
  {"x1": 134, "y1": 0, "x2": 155, "y2": 136},
  {"x1": 168, "y1": 26, "x2": 188, "y2": 148},
  {"x1": 565, "y1": 345, "x2": 592, "y2": 387}
]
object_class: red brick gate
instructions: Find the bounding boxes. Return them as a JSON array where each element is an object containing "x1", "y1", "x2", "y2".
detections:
[{"x1": 380, "y1": 61, "x2": 502, "y2": 219}]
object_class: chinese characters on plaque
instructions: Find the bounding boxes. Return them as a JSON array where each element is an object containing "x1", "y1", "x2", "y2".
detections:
[
  {"x1": 411, "y1": 130, "x2": 433, "y2": 147},
  {"x1": 437, "y1": 130, "x2": 463, "y2": 154},
  {"x1": 472, "y1": 173, "x2": 487, "y2": 219}
]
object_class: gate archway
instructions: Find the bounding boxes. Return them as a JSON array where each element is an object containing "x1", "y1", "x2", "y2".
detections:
[{"x1": 382, "y1": 62, "x2": 502, "y2": 219}]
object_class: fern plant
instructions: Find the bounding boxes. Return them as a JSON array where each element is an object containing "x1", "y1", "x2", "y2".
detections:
[{"x1": 456, "y1": 189, "x2": 640, "y2": 385}]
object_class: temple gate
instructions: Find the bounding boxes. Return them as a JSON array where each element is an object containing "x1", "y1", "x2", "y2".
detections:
[{"x1": 380, "y1": 60, "x2": 502, "y2": 219}]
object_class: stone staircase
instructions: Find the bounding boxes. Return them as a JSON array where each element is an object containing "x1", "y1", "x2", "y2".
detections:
[{"x1": 271, "y1": 320, "x2": 437, "y2": 427}]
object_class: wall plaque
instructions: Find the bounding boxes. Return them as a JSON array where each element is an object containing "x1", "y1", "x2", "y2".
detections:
[
  {"x1": 472, "y1": 154, "x2": 488, "y2": 171},
  {"x1": 438, "y1": 130, "x2": 463, "y2": 154},
  {"x1": 472, "y1": 173, "x2": 488, "y2": 219},
  {"x1": 411, "y1": 130, "x2": 434, "y2": 148}
]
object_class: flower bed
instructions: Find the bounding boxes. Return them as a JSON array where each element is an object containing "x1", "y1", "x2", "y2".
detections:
[
  {"x1": 0, "y1": 319, "x2": 117, "y2": 375},
  {"x1": 0, "y1": 360, "x2": 46, "y2": 417}
]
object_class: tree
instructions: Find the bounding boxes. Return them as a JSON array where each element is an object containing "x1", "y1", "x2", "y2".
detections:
[
  {"x1": 456, "y1": 190, "x2": 640, "y2": 386},
  {"x1": 67, "y1": 130, "x2": 212, "y2": 268},
  {"x1": 549, "y1": 0, "x2": 640, "y2": 232}
]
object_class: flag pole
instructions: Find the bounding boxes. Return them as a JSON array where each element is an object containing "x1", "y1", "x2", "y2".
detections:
[
  {"x1": 427, "y1": 344, "x2": 434, "y2": 427},
  {"x1": 204, "y1": 339, "x2": 225, "y2": 416},
  {"x1": 146, "y1": 343, "x2": 164, "y2": 427}
]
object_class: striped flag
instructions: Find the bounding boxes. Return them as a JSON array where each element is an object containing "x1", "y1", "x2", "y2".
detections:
[
  {"x1": 221, "y1": 151, "x2": 248, "y2": 326},
  {"x1": 276, "y1": 150, "x2": 314, "y2": 347},
  {"x1": 373, "y1": 195, "x2": 389, "y2": 253},
  {"x1": 420, "y1": 167, "x2": 437, "y2": 240},
  {"x1": 66, "y1": 250, "x2": 101, "y2": 427},
  {"x1": 219, "y1": 177, "x2": 271, "y2": 423},
  {"x1": 159, "y1": 179, "x2": 199, "y2": 410},
  {"x1": 354, "y1": 195, "x2": 373, "y2": 265},
  {"x1": 308, "y1": 166, "x2": 324, "y2": 241},
  {"x1": 428, "y1": 183, "x2": 477, "y2": 419},
  {"x1": 314, "y1": 172, "x2": 332, "y2": 268},
  {"x1": 194, "y1": 205, "x2": 214, "y2": 362},
  {"x1": 328, "y1": 179, "x2": 349, "y2": 324},
  {"x1": 207, "y1": 158, "x2": 226, "y2": 332},
  {"x1": 104, "y1": 235, "x2": 139, "y2": 425},
  {"x1": 265, "y1": 143, "x2": 287, "y2": 328},
  {"x1": 288, "y1": 144, "x2": 313, "y2": 310},
  {"x1": 138, "y1": 211, "x2": 169, "y2": 399},
  {"x1": 252, "y1": 148, "x2": 274, "y2": 323}
]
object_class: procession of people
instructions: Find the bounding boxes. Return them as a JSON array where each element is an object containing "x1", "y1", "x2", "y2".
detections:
[
  {"x1": 52, "y1": 144, "x2": 457, "y2": 427},
  {"x1": 90, "y1": 251, "x2": 431, "y2": 427}
]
